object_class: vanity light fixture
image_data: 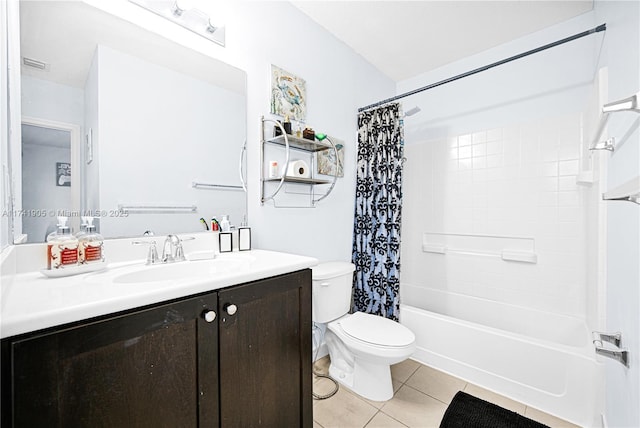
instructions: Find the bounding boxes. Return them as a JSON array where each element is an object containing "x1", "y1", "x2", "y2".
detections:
[{"x1": 128, "y1": 0, "x2": 225, "y2": 46}]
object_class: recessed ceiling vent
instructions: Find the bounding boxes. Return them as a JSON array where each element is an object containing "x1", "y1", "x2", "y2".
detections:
[{"x1": 22, "y1": 56, "x2": 50, "y2": 71}]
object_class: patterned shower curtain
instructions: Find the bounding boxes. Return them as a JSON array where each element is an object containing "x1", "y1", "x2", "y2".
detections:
[{"x1": 352, "y1": 103, "x2": 404, "y2": 321}]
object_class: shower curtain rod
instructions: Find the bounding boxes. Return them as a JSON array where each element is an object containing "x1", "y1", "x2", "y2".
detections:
[{"x1": 358, "y1": 23, "x2": 607, "y2": 113}]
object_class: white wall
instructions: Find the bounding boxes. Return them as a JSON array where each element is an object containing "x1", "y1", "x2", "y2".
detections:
[
  {"x1": 592, "y1": 1, "x2": 640, "y2": 426},
  {"x1": 84, "y1": 45, "x2": 99, "y2": 217},
  {"x1": 21, "y1": 75, "x2": 84, "y2": 125},
  {"x1": 229, "y1": 2, "x2": 395, "y2": 262}
]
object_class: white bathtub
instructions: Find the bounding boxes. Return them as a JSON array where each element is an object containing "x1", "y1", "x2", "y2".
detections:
[{"x1": 400, "y1": 286, "x2": 604, "y2": 427}]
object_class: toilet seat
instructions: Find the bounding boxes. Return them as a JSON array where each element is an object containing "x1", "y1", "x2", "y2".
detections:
[{"x1": 334, "y1": 312, "x2": 415, "y2": 348}]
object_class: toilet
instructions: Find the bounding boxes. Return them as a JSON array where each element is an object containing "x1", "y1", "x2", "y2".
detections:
[{"x1": 311, "y1": 262, "x2": 416, "y2": 402}]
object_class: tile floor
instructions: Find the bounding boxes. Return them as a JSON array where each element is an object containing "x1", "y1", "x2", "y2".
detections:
[{"x1": 312, "y1": 357, "x2": 581, "y2": 428}]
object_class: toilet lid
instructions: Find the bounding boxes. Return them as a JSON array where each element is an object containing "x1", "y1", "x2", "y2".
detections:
[{"x1": 338, "y1": 312, "x2": 415, "y2": 347}]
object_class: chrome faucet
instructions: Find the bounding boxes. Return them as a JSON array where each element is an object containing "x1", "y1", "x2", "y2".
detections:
[
  {"x1": 132, "y1": 240, "x2": 160, "y2": 265},
  {"x1": 134, "y1": 234, "x2": 193, "y2": 265},
  {"x1": 161, "y1": 234, "x2": 186, "y2": 263}
]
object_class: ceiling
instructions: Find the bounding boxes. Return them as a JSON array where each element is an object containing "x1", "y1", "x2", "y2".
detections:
[{"x1": 291, "y1": 1, "x2": 594, "y2": 82}]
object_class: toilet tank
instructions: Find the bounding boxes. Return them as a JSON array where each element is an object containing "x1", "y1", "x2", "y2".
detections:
[{"x1": 311, "y1": 262, "x2": 356, "y2": 323}]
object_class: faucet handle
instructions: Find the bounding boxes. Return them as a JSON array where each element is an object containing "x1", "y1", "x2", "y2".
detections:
[
  {"x1": 175, "y1": 244, "x2": 186, "y2": 262},
  {"x1": 174, "y1": 236, "x2": 194, "y2": 262},
  {"x1": 132, "y1": 240, "x2": 159, "y2": 265}
]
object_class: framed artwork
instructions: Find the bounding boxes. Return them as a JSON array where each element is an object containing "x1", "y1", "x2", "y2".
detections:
[
  {"x1": 317, "y1": 137, "x2": 344, "y2": 177},
  {"x1": 56, "y1": 162, "x2": 71, "y2": 187},
  {"x1": 270, "y1": 65, "x2": 306, "y2": 121}
]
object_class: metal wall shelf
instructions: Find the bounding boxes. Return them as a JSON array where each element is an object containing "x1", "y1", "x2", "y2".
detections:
[
  {"x1": 589, "y1": 91, "x2": 639, "y2": 152},
  {"x1": 603, "y1": 176, "x2": 640, "y2": 205},
  {"x1": 266, "y1": 134, "x2": 334, "y2": 152},
  {"x1": 260, "y1": 116, "x2": 338, "y2": 207},
  {"x1": 263, "y1": 176, "x2": 333, "y2": 185}
]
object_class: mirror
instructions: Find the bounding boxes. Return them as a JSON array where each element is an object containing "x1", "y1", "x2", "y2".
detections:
[{"x1": 15, "y1": 1, "x2": 247, "y2": 243}]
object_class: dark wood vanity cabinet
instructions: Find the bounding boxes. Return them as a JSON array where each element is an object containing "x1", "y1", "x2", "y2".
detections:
[{"x1": 1, "y1": 269, "x2": 312, "y2": 428}]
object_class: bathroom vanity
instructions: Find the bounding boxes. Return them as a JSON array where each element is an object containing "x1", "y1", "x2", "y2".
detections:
[{"x1": 0, "y1": 247, "x2": 316, "y2": 427}]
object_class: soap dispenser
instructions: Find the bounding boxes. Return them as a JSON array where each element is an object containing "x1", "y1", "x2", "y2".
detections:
[
  {"x1": 78, "y1": 217, "x2": 104, "y2": 264},
  {"x1": 47, "y1": 216, "x2": 79, "y2": 269},
  {"x1": 75, "y1": 216, "x2": 90, "y2": 263}
]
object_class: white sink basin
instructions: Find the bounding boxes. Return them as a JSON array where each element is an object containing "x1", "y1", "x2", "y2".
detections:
[{"x1": 87, "y1": 254, "x2": 255, "y2": 284}]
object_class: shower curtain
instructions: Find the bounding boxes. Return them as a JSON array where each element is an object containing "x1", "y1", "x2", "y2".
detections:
[{"x1": 352, "y1": 103, "x2": 404, "y2": 321}]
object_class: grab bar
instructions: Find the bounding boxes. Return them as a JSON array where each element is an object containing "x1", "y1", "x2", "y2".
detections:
[
  {"x1": 192, "y1": 182, "x2": 244, "y2": 190},
  {"x1": 592, "y1": 331, "x2": 629, "y2": 367},
  {"x1": 118, "y1": 204, "x2": 197, "y2": 214}
]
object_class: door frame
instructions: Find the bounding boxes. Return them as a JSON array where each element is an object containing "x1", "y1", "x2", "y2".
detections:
[{"x1": 21, "y1": 116, "x2": 82, "y2": 238}]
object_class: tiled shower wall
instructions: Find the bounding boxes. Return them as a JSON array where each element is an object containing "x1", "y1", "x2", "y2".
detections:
[{"x1": 400, "y1": 112, "x2": 596, "y2": 318}]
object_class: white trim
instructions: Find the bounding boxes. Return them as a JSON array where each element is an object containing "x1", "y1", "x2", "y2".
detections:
[
  {"x1": 7, "y1": 0, "x2": 21, "y2": 246},
  {"x1": 0, "y1": 0, "x2": 9, "y2": 250}
]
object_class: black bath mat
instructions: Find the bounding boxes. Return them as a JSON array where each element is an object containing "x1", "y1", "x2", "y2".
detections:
[{"x1": 440, "y1": 391, "x2": 550, "y2": 428}]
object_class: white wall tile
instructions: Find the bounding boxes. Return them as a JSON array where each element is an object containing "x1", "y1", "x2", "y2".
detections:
[
  {"x1": 401, "y1": 113, "x2": 595, "y2": 318},
  {"x1": 559, "y1": 159, "x2": 579, "y2": 176}
]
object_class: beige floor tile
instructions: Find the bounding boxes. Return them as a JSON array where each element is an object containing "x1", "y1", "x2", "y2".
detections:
[
  {"x1": 314, "y1": 387, "x2": 378, "y2": 428},
  {"x1": 405, "y1": 365, "x2": 467, "y2": 404},
  {"x1": 365, "y1": 411, "x2": 409, "y2": 427},
  {"x1": 313, "y1": 359, "x2": 579, "y2": 428},
  {"x1": 464, "y1": 383, "x2": 526, "y2": 414},
  {"x1": 525, "y1": 406, "x2": 581, "y2": 428},
  {"x1": 379, "y1": 385, "x2": 448, "y2": 428},
  {"x1": 391, "y1": 358, "x2": 421, "y2": 383}
]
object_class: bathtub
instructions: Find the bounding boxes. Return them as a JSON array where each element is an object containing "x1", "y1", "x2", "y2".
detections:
[{"x1": 399, "y1": 286, "x2": 604, "y2": 427}]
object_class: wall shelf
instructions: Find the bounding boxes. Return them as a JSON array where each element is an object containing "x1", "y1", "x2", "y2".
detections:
[
  {"x1": 263, "y1": 176, "x2": 333, "y2": 185},
  {"x1": 589, "y1": 91, "x2": 640, "y2": 152},
  {"x1": 260, "y1": 116, "x2": 338, "y2": 207},
  {"x1": 266, "y1": 134, "x2": 334, "y2": 152},
  {"x1": 603, "y1": 176, "x2": 640, "y2": 205}
]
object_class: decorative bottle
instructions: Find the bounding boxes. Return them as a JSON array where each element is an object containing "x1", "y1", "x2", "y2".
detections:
[
  {"x1": 47, "y1": 216, "x2": 79, "y2": 270},
  {"x1": 220, "y1": 215, "x2": 231, "y2": 232},
  {"x1": 75, "y1": 216, "x2": 90, "y2": 263},
  {"x1": 79, "y1": 217, "x2": 104, "y2": 264},
  {"x1": 283, "y1": 115, "x2": 292, "y2": 134}
]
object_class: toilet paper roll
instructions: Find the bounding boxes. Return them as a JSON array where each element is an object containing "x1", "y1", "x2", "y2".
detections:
[{"x1": 286, "y1": 160, "x2": 311, "y2": 178}]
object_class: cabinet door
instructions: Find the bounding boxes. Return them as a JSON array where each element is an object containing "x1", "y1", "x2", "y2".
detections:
[
  {"x1": 3, "y1": 293, "x2": 219, "y2": 428},
  {"x1": 218, "y1": 270, "x2": 312, "y2": 428}
]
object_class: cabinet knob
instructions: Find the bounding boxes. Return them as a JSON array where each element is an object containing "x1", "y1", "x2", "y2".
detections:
[
  {"x1": 203, "y1": 310, "x2": 217, "y2": 323},
  {"x1": 225, "y1": 304, "x2": 238, "y2": 316}
]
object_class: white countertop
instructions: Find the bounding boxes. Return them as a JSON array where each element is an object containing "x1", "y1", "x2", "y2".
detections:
[{"x1": 1, "y1": 249, "x2": 318, "y2": 339}]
